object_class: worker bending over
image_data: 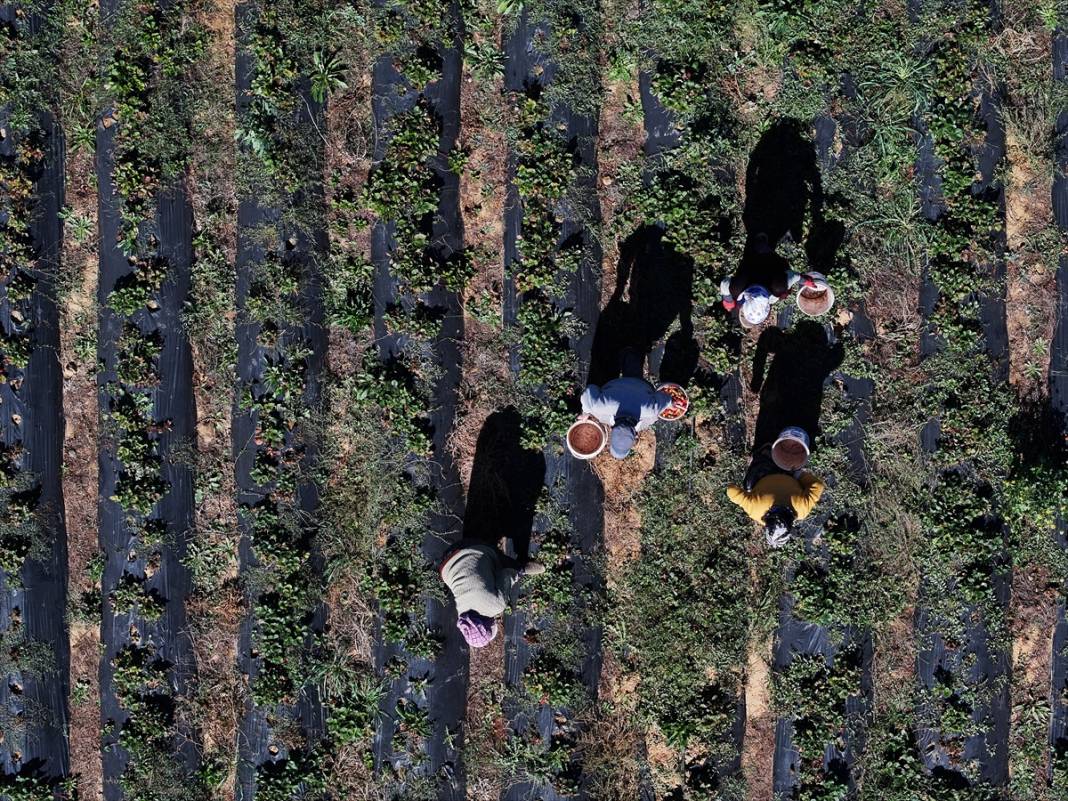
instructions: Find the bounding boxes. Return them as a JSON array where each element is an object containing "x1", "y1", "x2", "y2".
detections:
[
  {"x1": 726, "y1": 444, "x2": 824, "y2": 547},
  {"x1": 440, "y1": 542, "x2": 544, "y2": 648},
  {"x1": 720, "y1": 233, "x2": 819, "y2": 328},
  {"x1": 581, "y1": 347, "x2": 671, "y2": 460}
]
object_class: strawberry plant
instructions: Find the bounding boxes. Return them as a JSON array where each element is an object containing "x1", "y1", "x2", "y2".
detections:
[{"x1": 102, "y1": 1, "x2": 205, "y2": 250}]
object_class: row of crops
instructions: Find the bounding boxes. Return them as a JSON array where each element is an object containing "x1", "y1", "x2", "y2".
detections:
[{"x1": 1, "y1": 0, "x2": 1067, "y2": 800}]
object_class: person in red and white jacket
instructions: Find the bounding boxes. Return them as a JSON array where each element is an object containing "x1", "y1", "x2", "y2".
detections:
[{"x1": 720, "y1": 233, "x2": 820, "y2": 327}]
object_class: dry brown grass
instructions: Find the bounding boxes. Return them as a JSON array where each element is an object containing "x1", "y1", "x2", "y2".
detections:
[
  {"x1": 185, "y1": 586, "x2": 243, "y2": 795},
  {"x1": 449, "y1": 15, "x2": 513, "y2": 490},
  {"x1": 592, "y1": 430, "x2": 655, "y2": 568},
  {"x1": 1004, "y1": 126, "x2": 1058, "y2": 398},
  {"x1": 325, "y1": 742, "x2": 382, "y2": 801},
  {"x1": 574, "y1": 647, "x2": 646, "y2": 801},
  {"x1": 741, "y1": 636, "x2": 774, "y2": 801},
  {"x1": 596, "y1": 68, "x2": 644, "y2": 306},
  {"x1": 324, "y1": 569, "x2": 376, "y2": 666},
  {"x1": 988, "y1": 13, "x2": 1060, "y2": 398},
  {"x1": 1007, "y1": 563, "x2": 1057, "y2": 789},
  {"x1": 67, "y1": 622, "x2": 102, "y2": 801},
  {"x1": 59, "y1": 85, "x2": 102, "y2": 796},
  {"x1": 463, "y1": 635, "x2": 508, "y2": 801}
]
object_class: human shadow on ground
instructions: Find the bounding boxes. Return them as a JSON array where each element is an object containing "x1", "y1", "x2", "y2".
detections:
[
  {"x1": 587, "y1": 224, "x2": 698, "y2": 388},
  {"x1": 751, "y1": 320, "x2": 844, "y2": 449},
  {"x1": 462, "y1": 407, "x2": 545, "y2": 562},
  {"x1": 736, "y1": 118, "x2": 845, "y2": 290}
]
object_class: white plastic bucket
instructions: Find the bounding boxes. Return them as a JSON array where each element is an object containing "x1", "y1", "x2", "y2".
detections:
[
  {"x1": 796, "y1": 271, "x2": 835, "y2": 317},
  {"x1": 567, "y1": 417, "x2": 607, "y2": 460},
  {"x1": 772, "y1": 426, "x2": 810, "y2": 471}
]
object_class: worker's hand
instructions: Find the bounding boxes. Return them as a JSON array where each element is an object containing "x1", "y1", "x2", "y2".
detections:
[
  {"x1": 721, "y1": 297, "x2": 736, "y2": 311},
  {"x1": 802, "y1": 274, "x2": 818, "y2": 288}
]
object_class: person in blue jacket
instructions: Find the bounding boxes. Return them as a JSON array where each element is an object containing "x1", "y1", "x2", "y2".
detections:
[{"x1": 579, "y1": 348, "x2": 672, "y2": 459}]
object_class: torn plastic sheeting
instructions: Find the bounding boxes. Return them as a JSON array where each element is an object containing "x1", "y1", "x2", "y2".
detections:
[
  {"x1": 366, "y1": 7, "x2": 468, "y2": 794},
  {"x1": 0, "y1": 107, "x2": 71, "y2": 783},
  {"x1": 976, "y1": 86, "x2": 1009, "y2": 374},
  {"x1": 233, "y1": 6, "x2": 329, "y2": 795},
  {"x1": 233, "y1": 216, "x2": 329, "y2": 797},
  {"x1": 917, "y1": 74, "x2": 1012, "y2": 783},
  {"x1": 770, "y1": 107, "x2": 875, "y2": 796},
  {"x1": 1049, "y1": 602, "x2": 1068, "y2": 781},
  {"x1": 771, "y1": 525, "x2": 875, "y2": 798},
  {"x1": 500, "y1": 10, "x2": 605, "y2": 801},
  {"x1": 771, "y1": 610, "x2": 873, "y2": 799},
  {"x1": 914, "y1": 122, "x2": 944, "y2": 224},
  {"x1": 93, "y1": 7, "x2": 203, "y2": 776},
  {"x1": 638, "y1": 69, "x2": 680, "y2": 158},
  {"x1": 912, "y1": 465, "x2": 1012, "y2": 784},
  {"x1": 914, "y1": 605, "x2": 1012, "y2": 785}
]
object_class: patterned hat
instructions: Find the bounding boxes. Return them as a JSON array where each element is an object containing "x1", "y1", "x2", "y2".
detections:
[{"x1": 457, "y1": 610, "x2": 498, "y2": 648}]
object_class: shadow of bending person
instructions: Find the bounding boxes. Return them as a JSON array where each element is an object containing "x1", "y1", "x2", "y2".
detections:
[
  {"x1": 750, "y1": 320, "x2": 844, "y2": 450},
  {"x1": 462, "y1": 408, "x2": 545, "y2": 562},
  {"x1": 727, "y1": 118, "x2": 845, "y2": 309},
  {"x1": 588, "y1": 224, "x2": 698, "y2": 388}
]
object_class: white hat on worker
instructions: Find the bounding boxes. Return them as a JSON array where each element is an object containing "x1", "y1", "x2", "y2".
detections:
[{"x1": 740, "y1": 286, "x2": 771, "y2": 326}]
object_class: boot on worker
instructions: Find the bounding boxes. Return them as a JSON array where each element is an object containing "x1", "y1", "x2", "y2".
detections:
[
  {"x1": 726, "y1": 432, "x2": 824, "y2": 547},
  {"x1": 439, "y1": 541, "x2": 544, "y2": 648},
  {"x1": 720, "y1": 232, "x2": 820, "y2": 328},
  {"x1": 578, "y1": 347, "x2": 673, "y2": 460}
]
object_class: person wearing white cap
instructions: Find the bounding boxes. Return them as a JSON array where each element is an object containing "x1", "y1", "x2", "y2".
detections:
[
  {"x1": 726, "y1": 443, "x2": 824, "y2": 548},
  {"x1": 580, "y1": 348, "x2": 672, "y2": 460}
]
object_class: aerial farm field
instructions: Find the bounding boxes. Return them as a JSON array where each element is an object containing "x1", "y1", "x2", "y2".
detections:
[{"x1": 1, "y1": 0, "x2": 1067, "y2": 799}]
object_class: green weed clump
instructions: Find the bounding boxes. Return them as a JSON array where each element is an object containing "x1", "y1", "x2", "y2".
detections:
[
  {"x1": 772, "y1": 647, "x2": 865, "y2": 801},
  {"x1": 613, "y1": 433, "x2": 751, "y2": 786}
]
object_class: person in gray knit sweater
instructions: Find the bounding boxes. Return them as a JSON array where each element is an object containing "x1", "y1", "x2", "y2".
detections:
[{"x1": 439, "y1": 541, "x2": 544, "y2": 648}]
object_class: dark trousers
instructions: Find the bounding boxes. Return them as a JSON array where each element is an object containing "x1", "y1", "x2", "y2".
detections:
[{"x1": 743, "y1": 443, "x2": 789, "y2": 492}]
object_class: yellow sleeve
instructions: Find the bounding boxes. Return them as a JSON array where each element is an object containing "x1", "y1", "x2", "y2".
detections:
[
  {"x1": 727, "y1": 484, "x2": 769, "y2": 523},
  {"x1": 793, "y1": 472, "x2": 825, "y2": 520}
]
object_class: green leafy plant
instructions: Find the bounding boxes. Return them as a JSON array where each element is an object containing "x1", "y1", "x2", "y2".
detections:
[{"x1": 310, "y1": 50, "x2": 347, "y2": 103}]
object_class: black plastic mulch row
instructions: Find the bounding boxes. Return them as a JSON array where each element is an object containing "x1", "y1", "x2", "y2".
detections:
[
  {"x1": 233, "y1": 3, "x2": 328, "y2": 797},
  {"x1": 500, "y1": 10, "x2": 604, "y2": 801},
  {"x1": 366, "y1": 3, "x2": 467, "y2": 797},
  {"x1": 1046, "y1": 27, "x2": 1068, "y2": 781},
  {"x1": 910, "y1": 8, "x2": 1011, "y2": 785},
  {"x1": 0, "y1": 3, "x2": 70, "y2": 785},
  {"x1": 95, "y1": 1, "x2": 199, "y2": 792},
  {"x1": 769, "y1": 80, "x2": 876, "y2": 798}
]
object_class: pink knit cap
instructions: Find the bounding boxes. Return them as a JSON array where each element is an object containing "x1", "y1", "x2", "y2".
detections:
[{"x1": 457, "y1": 611, "x2": 498, "y2": 648}]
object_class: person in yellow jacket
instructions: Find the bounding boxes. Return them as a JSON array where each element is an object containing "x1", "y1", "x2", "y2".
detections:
[{"x1": 727, "y1": 446, "x2": 824, "y2": 548}]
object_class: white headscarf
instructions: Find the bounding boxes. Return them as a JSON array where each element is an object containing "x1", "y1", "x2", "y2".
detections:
[{"x1": 740, "y1": 285, "x2": 772, "y2": 326}]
